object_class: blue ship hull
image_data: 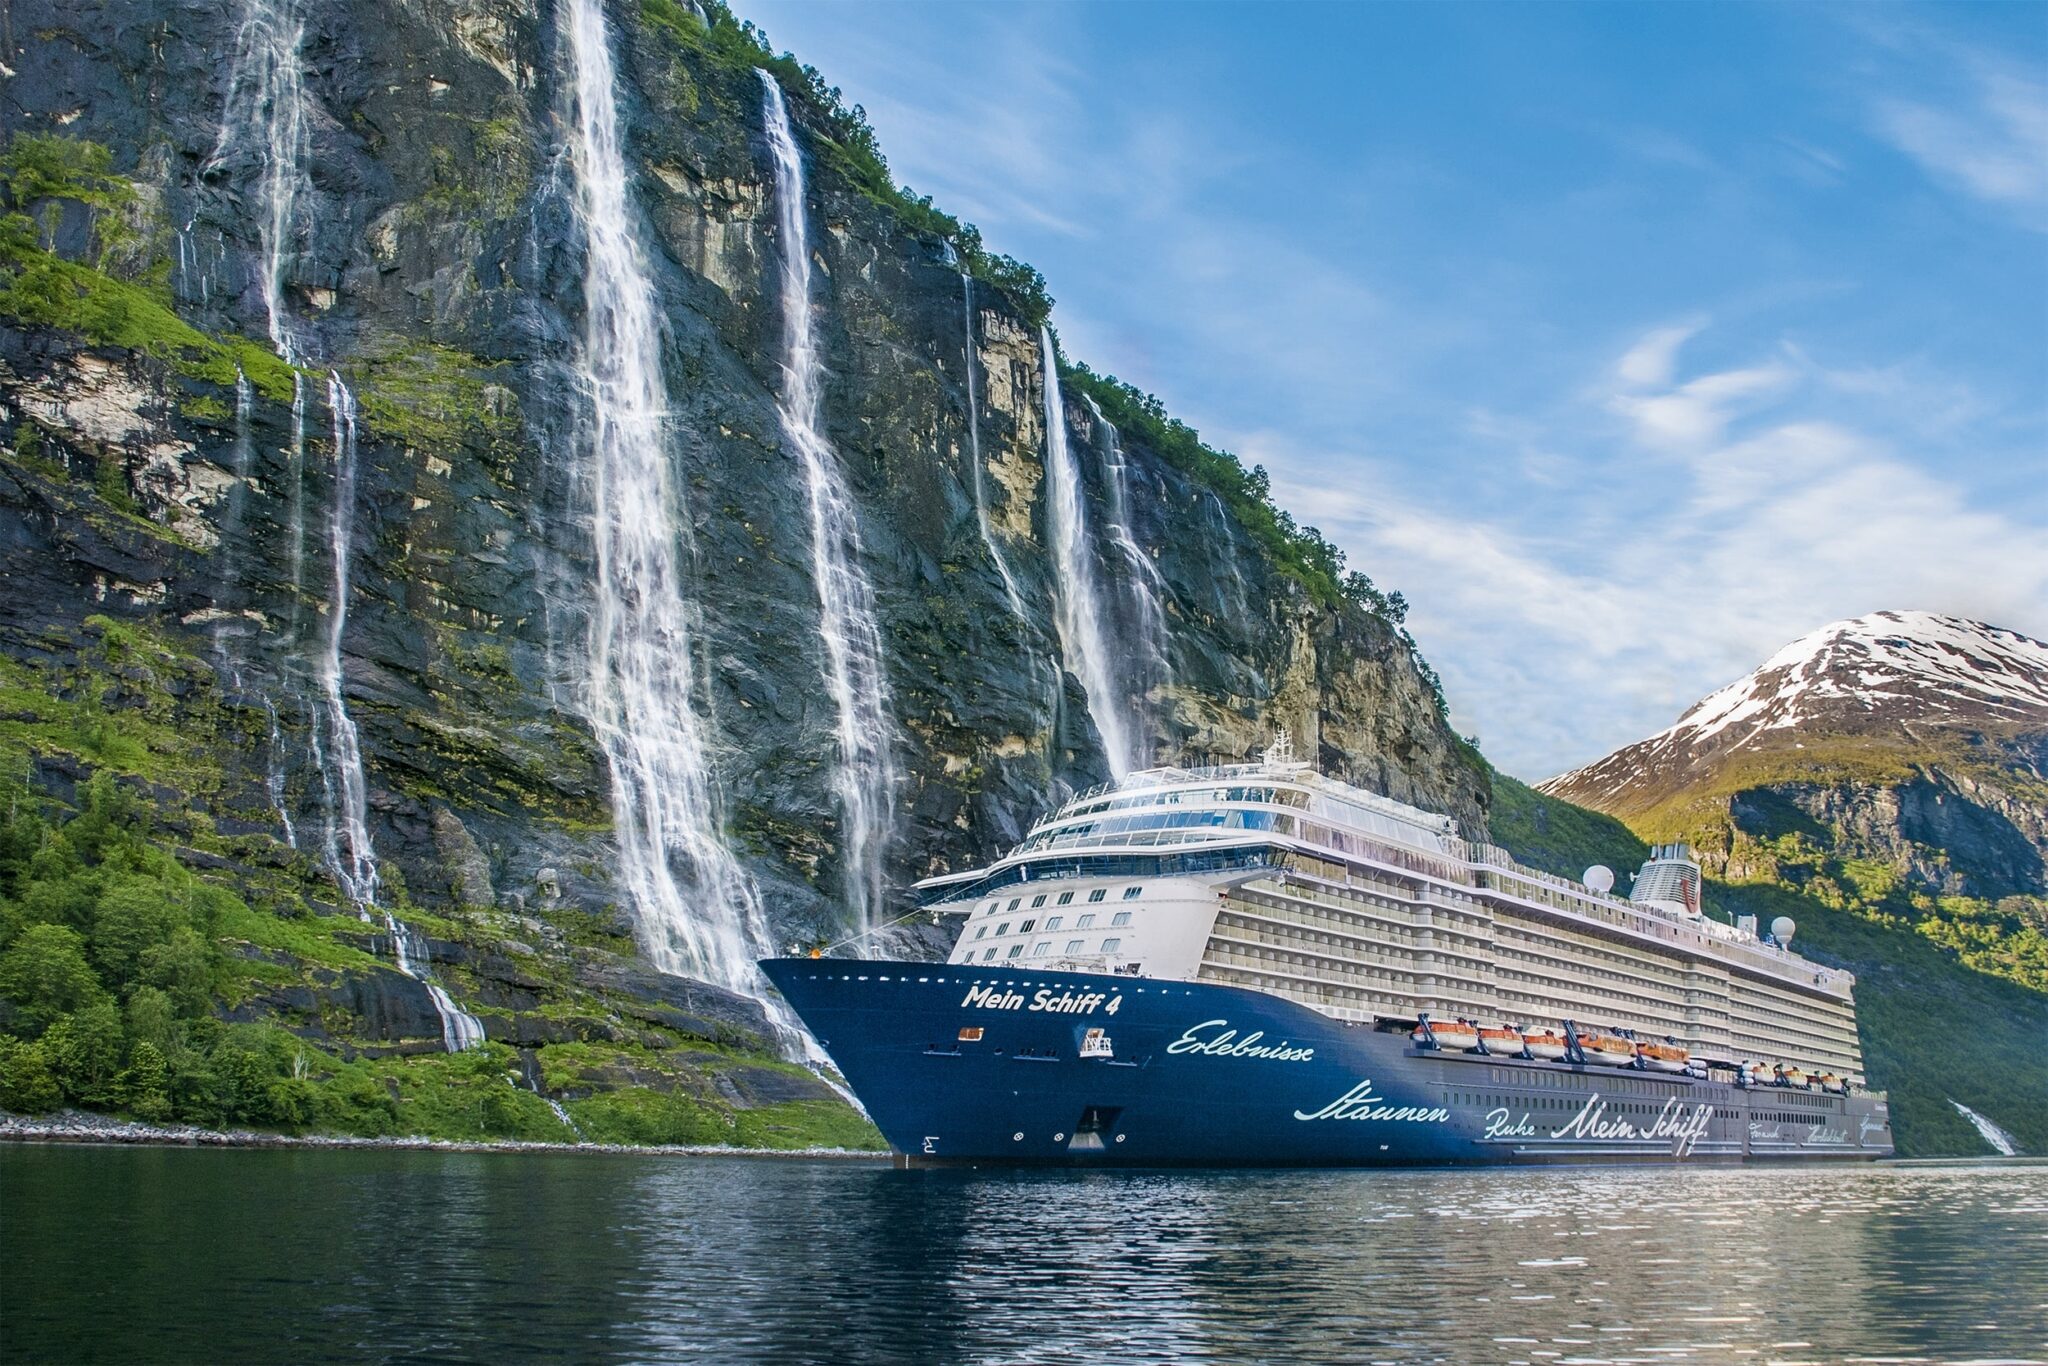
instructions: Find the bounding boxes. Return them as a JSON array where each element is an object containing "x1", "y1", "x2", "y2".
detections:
[{"x1": 763, "y1": 959, "x2": 1894, "y2": 1168}]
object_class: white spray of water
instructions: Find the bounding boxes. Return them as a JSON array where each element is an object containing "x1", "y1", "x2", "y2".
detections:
[
  {"x1": 1950, "y1": 1099, "x2": 2020, "y2": 1156},
  {"x1": 759, "y1": 71, "x2": 899, "y2": 941},
  {"x1": 1082, "y1": 394, "x2": 1169, "y2": 693},
  {"x1": 544, "y1": 1095, "x2": 582, "y2": 1138},
  {"x1": 316, "y1": 376, "x2": 377, "y2": 911},
  {"x1": 959, "y1": 275, "x2": 1027, "y2": 620},
  {"x1": 212, "y1": 0, "x2": 311, "y2": 364},
  {"x1": 209, "y1": 0, "x2": 315, "y2": 828},
  {"x1": 316, "y1": 376, "x2": 483, "y2": 1051},
  {"x1": 1040, "y1": 328, "x2": 1142, "y2": 777},
  {"x1": 561, "y1": 0, "x2": 777, "y2": 997},
  {"x1": 213, "y1": 0, "x2": 312, "y2": 610}
]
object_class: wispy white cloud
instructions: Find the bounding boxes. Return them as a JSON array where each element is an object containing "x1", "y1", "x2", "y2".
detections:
[
  {"x1": 1262, "y1": 323, "x2": 2048, "y2": 779},
  {"x1": 1870, "y1": 43, "x2": 2048, "y2": 230}
]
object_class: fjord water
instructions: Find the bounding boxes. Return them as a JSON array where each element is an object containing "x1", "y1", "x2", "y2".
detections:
[{"x1": 7, "y1": 1150, "x2": 2042, "y2": 1364}]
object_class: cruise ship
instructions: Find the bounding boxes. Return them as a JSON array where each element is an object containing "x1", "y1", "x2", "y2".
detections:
[{"x1": 763, "y1": 739, "x2": 1892, "y2": 1166}]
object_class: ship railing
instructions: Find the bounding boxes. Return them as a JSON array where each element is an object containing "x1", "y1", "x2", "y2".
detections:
[{"x1": 1463, "y1": 842, "x2": 1855, "y2": 994}]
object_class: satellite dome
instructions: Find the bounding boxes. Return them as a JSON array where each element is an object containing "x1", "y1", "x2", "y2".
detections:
[
  {"x1": 1583, "y1": 865, "x2": 1615, "y2": 894},
  {"x1": 1770, "y1": 916, "x2": 1796, "y2": 946}
]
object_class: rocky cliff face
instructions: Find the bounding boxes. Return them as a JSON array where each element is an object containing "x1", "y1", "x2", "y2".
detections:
[{"x1": 0, "y1": 0, "x2": 1481, "y2": 1124}]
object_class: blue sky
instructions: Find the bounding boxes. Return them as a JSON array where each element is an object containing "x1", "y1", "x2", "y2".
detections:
[{"x1": 742, "y1": 1, "x2": 2048, "y2": 780}]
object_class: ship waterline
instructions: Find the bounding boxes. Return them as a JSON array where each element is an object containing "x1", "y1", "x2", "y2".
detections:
[{"x1": 769, "y1": 741, "x2": 1890, "y2": 1166}]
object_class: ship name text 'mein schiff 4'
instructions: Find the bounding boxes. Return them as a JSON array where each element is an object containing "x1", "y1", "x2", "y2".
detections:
[{"x1": 763, "y1": 737, "x2": 1892, "y2": 1167}]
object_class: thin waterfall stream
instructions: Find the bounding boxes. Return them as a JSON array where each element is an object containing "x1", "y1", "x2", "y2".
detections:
[
  {"x1": 1040, "y1": 328, "x2": 1142, "y2": 777},
  {"x1": 208, "y1": 4, "x2": 483, "y2": 1050},
  {"x1": 1950, "y1": 1100, "x2": 2021, "y2": 1156},
  {"x1": 1083, "y1": 395, "x2": 1170, "y2": 701},
  {"x1": 317, "y1": 377, "x2": 483, "y2": 1052},
  {"x1": 759, "y1": 71, "x2": 899, "y2": 944},
  {"x1": 959, "y1": 274, "x2": 1027, "y2": 619}
]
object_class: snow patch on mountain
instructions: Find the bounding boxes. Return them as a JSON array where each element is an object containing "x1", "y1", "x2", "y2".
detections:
[{"x1": 1541, "y1": 611, "x2": 2048, "y2": 800}]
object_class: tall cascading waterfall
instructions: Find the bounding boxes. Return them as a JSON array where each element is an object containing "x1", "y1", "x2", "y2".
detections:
[
  {"x1": 560, "y1": 0, "x2": 779, "y2": 996},
  {"x1": 1040, "y1": 328, "x2": 1143, "y2": 778},
  {"x1": 759, "y1": 71, "x2": 900, "y2": 941},
  {"x1": 209, "y1": 0, "x2": 312, "y2": 839},
  {"x1": 211, "y1": 0, "x2": 313, "y2": 618},
  {"x1": 1082, "y1": 395, "x2": 1170, "y2": 696},
  {"x1": 208, "y1": 9, "x2": 480, "y2": 1050},
  {"x1": 959, "y1": 275, "x2": 1027, "y2": 620},
  {"x1": 316, "y1": 377, "x2": 484, "y2": 1052}
]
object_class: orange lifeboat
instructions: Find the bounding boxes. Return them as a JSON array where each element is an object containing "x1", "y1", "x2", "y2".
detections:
[
  {"x1": 1579, "y1": 1032, "x2": 1638, "y2": 1066},
  {"x1": 1775, "y1": 1065, "x2": 1809, "y2": 1088},
  {"x1": 1637, "y1": 1040, "x2": 1690, "y2": 1074},
  {"x1": 1413, "y1": 1019, "x2": 1479, "y2": 1051},
  {"x1": 1521, "y1": 1028, "x2": 1569, "y2": 1061},
  {"x1": 1478, "y1": 1026, "x2": 1523, "y2": 1054}
]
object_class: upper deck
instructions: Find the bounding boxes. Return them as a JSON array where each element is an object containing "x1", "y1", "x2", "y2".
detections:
[{"x1": 914, "y1": 747, "x2": 1854, "y2": 1004}]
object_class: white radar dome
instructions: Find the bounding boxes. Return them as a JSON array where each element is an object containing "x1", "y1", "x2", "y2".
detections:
[
  {"x1": 1770, "y1": 916, "x2": 1796, "y2": 946},
  {"x1": 1582, "y1": 865, "x2": 1615, "y2": 894}
]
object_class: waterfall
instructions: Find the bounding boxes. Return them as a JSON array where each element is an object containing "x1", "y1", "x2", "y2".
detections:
[
  {"x1": 313, "y1": 377, "x2": 482, "y2": 1051},
  {"x1": 1950, "y1": 1099, "x2": 2020, "y2": 1156},
  {"x1": 315, "y1": 376, "x2": 378, "y2": 912},
  {"x1": 1040, "y1": 328, "x2": 1142, "y2": 778},
  {"x1": 209, "y1": 0, "x2": 312, "y2": 846},
  {"x1": 759, "y1": 71, "x2": 900, "y2": 941},
  {"x1": 212, "y1": 0, "x2": 312, "y2": 615},
  {"x1": 959, "y1": 274, "x2": 1027, "y2": 620},
  {"x1": 561, "y1": 0, "x2": 775, "y2": 994},
  {"x1": 212, "y1": 0, "x2": 311, "y2": 364},
  {"x1": 1082, "y1": 395, "x2": 1170, "y2": 692}
]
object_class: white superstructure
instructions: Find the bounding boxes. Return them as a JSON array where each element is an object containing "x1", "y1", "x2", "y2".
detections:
[{"x1": 917, "y1": 740, "x2": 1866, "y2": 1081}]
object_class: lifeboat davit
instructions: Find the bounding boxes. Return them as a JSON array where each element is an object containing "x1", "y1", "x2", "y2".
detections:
[
  {"x1": 1521, "y1": 1029, "x2": 1569, "y2": 1061},
  {"x1": 1478, "y1": 1026, "x2": 1523, "y2": 1054},
  {"x1": 1414, "y1": 1020, "x2": 1479, "y2": 1051},
  {"x1": 1580, "y1": 1033, "x2": 1637, "y2": 1066},
  {"x1": 1775, "y1": 1065, "x2": 1809, "y2": 1088},
  {"x1": 1637, "y1": 1040, "x2": 1690, "y2": 1073}
]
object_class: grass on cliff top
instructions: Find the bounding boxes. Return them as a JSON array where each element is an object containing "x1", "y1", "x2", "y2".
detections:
[{"x1": 1487, "y1": 771, "x2": 2048, "y2": 1157}]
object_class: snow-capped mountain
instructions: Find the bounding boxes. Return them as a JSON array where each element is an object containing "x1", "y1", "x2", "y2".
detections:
[{"x1": 1541, "y1": 612, "x2": 2048, "y2": 817}]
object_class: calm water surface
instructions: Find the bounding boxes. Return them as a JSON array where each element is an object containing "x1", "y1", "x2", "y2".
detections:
[{"x1": 3, "y1": 1147, "x2": 2044, "y2": 1364}]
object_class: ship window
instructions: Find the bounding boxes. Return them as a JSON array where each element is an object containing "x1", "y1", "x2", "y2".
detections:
[
  {"x1": 974, "y1": 926, "x2": 988, "y2": 940},
  {"x1": 996, "y1": 922, "x2": 1011, "y2": 936},
  {"x1": 1076, "y1": 914, "x2": 1096, "y2": 929},
  {"x1": 1123, "y1": 886, "x2": 1142, "y2": 900},
  {"x1": 1057, "y1": 892, "x2": 1075, "y2": 906},
  {"x1": 1033, "y1": 942, "x2": 1050, "y2": 956},
  {"x1": 1031, "y1": 895, "x2": 1047, "y2": 908},
  {"x1": 1065, "y1": 939, "x2": 1085, "y2": 954},
  {"x1": 1006, "y1": 899, "x2": 1021, "y2": 912},
  {"x1": 1088, "y1": 889, "x2": 1107, "y2": 903},
  {"x1": 1007, "y1": 944, "x2": 1024, "y2": 958},
  {"x1": 1101, "y1": 938, "x2": 1122, "y2": 953},
  {"x1": 1020, "y1": 919, "x2": 1037, "y2": 933},
  {"x1": 1110, "y1": 911, "x2": 1133, "y2": 927},
  {"x1": 1044, "y1": 916, "x2": 1062, "y2": 931},
  {"x1": 982, "y1": 948, "x2": 997, "y2": 961},
  {"x1": 982, "y1": 901, "x2": 997, "y2": 916}
]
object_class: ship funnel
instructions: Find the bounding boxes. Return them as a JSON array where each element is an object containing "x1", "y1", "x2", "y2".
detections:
[{"x1": 1629, "y1": 842, "x2": 1703, "y2": 919}]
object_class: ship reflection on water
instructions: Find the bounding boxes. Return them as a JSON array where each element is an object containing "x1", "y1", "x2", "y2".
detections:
[{"x1": 6, "y1": 1148, "x2": 2044, "y2": 1363}]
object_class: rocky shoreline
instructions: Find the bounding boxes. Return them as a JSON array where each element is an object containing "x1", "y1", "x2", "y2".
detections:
[{"x1": 0, "y1": 1110, "x2": 889, "y2": 1161}]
